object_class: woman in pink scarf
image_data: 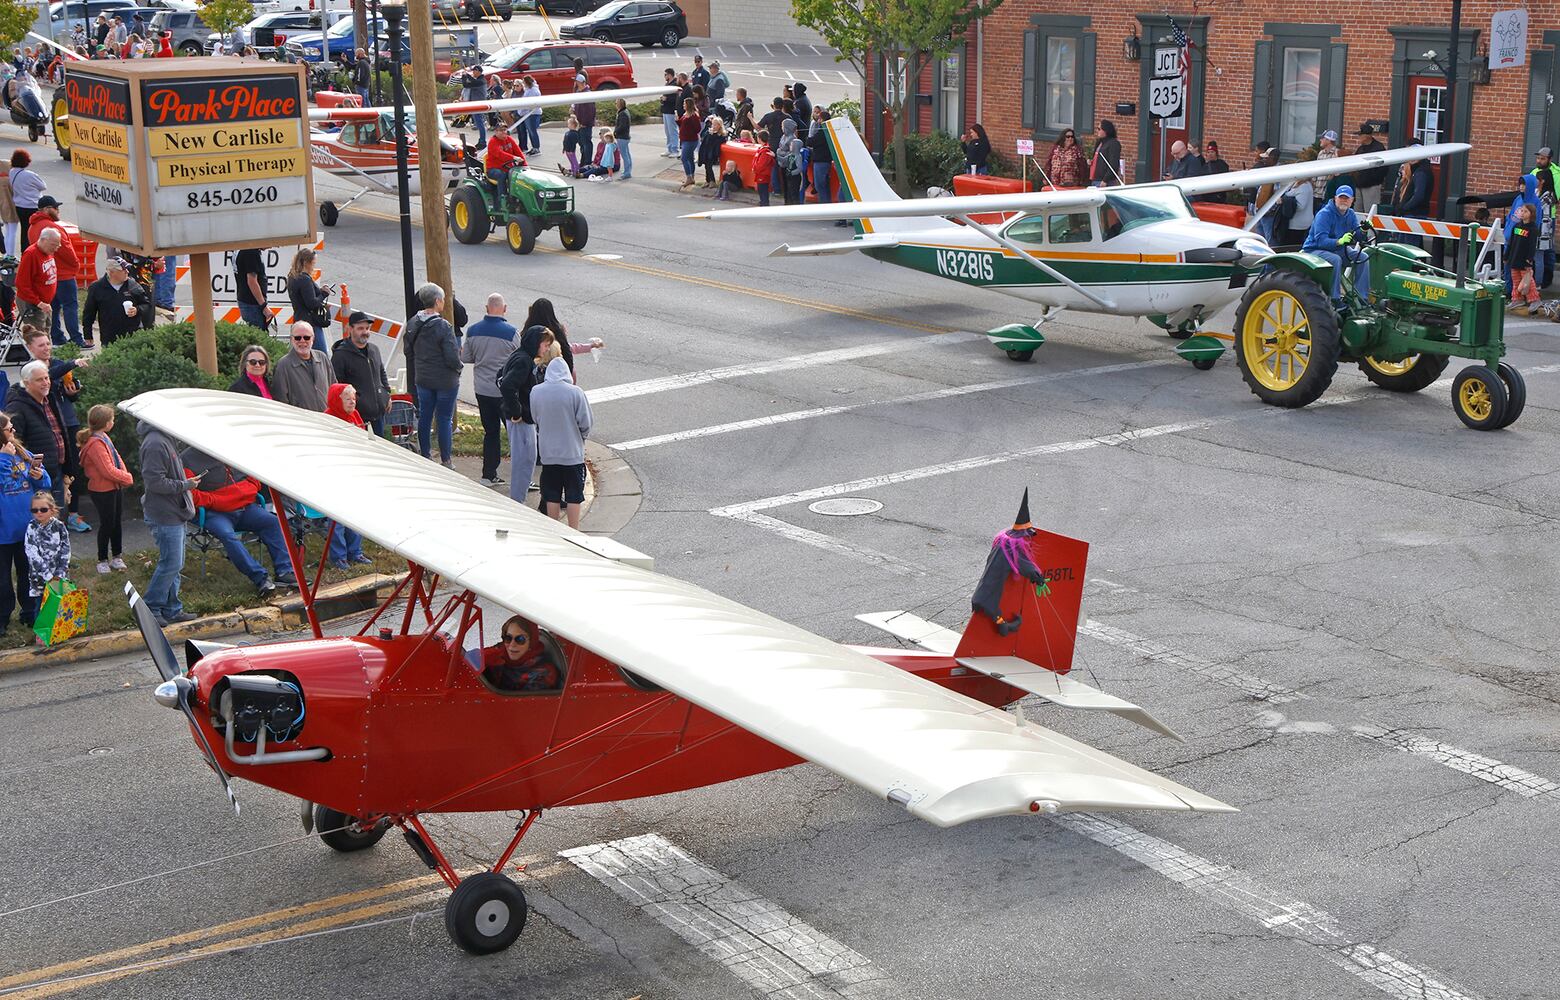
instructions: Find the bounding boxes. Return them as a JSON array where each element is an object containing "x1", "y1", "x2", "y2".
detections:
[{"x1": 228, "y1": 345, "x2": 275, "y2": 399}]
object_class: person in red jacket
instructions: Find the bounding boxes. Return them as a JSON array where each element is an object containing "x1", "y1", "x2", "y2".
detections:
[
  {"x1": 28, "y1": 197, "x2": 83, "y2": 347},
  {"x1": 752, "y1": 130, "x2": 776, "y2": 207},
  {"x1": 156, "y1": 31, "x2": 173, "y2": 58},
  {"x1": 14, "y1": 228, "x2": 60, "y2": 331},
  {"x1": 184, "y1": 454, "x2": 298, "y2": 598},
  {"x1": 484, "y1": 128, "x2": 525, "y2": 189}
]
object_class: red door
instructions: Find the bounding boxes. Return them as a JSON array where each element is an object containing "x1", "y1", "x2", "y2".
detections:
[{"x1": 1405, "y1": 75, "x2": 1446, "y2": 209}]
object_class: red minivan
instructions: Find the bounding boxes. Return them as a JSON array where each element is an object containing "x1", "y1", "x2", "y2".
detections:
[{"x1": 479, "y1": 40, "x2": 637, "y2": 93}]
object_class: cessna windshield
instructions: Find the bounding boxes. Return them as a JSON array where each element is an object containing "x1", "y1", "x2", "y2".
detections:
[{"x1": 1100, "y1": 186, "x2": 1195, "y2": 239}]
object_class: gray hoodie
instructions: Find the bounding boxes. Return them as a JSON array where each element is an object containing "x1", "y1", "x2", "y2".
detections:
[
  {"x1": 137, "y1": 420, "x2": 194, "y2": 526},
  {"x1": 529, "y1": 358, "x2": 591, "y2": 465}
]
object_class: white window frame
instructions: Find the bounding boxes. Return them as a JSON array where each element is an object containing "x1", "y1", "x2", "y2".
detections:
[
  {"x1": 1278, "y1": 46, "x2": 1322, "y2": 153},
  {"x1": 1044, "y1": 36, "x2": 1077, "y2": 131}
]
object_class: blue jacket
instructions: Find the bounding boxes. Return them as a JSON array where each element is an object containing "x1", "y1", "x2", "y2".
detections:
[
  {"x1": 0, "y1": 451, "x2": 51, "y2": 545},
  {"x1": 1302, "y1": 200, "x2": 1361, "y2": 254},
  {"x1": 1505, "y1": 174, "x2": 1540, "y2": 244}
]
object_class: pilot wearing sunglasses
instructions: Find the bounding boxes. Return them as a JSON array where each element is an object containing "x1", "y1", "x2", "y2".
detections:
[{"x1": 480, "y1": 614, "x2": 560, "y2": 692}]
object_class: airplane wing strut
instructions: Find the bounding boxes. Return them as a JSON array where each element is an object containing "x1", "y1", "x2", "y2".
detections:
[{"x1": 956, "y1": 214, "x2": 1116, "y2": 310}]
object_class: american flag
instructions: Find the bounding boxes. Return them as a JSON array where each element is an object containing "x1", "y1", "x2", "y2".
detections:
[{"x1": 1168, "y1": 15, "x2": 1191, "y2": 89}]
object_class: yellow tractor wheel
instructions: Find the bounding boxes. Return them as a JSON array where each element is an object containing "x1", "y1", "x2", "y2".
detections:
[
  {"x1": 1233, "y1": 269, "x2": 1341, "y2": 408},
  {"x1": 1359, "y1": 353, "x2": 1449, "y2": 392},
  {"x1": 1451, "y1": 365, "x2": 1509, "y2": 430}
]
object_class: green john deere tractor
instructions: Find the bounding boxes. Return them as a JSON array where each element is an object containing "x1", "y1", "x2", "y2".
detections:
[
  {"x1": 448, "y1": 158, "x2": 588, "y2": 255},
  {"x1": 1209, "y1": 224, "x2": 1520, "y2": 429}
]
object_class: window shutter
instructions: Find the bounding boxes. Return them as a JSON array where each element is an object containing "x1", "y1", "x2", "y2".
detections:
[
  {"x1": 1326, "y1": 43, "x2": 1348, "y2": 138},
  {"x1": 1022, "y1": 29, "x2": 1037, "y2": 131},
  {"x1": 1525, "y1": 49, "x2": 1554, "y2": 162},
  {"x1": 1078, "y1": 32, "x2": 1096, "y2": 137},
  {"x1": 1251, "y1": 40, "x2": 1272, "y2": 148}
]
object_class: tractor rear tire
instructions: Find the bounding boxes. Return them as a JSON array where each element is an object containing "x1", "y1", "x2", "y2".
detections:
[
  {"x1": 449, "y1": 187, "x2": 489, "y2": 245},
  {"x1": 1451, "y1": 365, "x2": 1509, "y2": 430},
  {"x1": 559, "y1": 212, "x2": 589, "y2": 250},
  {"x1": 445, "y1": 872, "x2": 527, "y2": 955},
  {"x1": 1496, "y1": 361, "x2": 1526, "y2": 428},
  {"x1": 314, "y1": 806, "x2": 389, "y2": 852},
  {"x1": 1359, "y1": 352, "x2": 1449, "y2": 392},
  {"x1": 1233, "y1": 269, "x2": 1341, "y2": 408},
  {"x1": 506, "y1": 215, "x2": 537, "y2": 255}
]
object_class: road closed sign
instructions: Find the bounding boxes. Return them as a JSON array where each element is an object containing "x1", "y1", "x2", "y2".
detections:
[{"x1": 62, "y1": 60, "x2": 315, "y2": 257}]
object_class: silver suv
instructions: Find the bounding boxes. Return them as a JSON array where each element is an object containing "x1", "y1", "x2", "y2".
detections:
[{"x1": 149, "y1": 9, "x2": 212, "y2": 56}]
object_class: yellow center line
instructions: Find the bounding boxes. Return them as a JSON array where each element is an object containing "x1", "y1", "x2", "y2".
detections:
[
  {"x1": 5, "y1": 890, "x2": 449, "y2": 1000},
  {"x1": 0, "y1": 874, "x2": 442, "y2": 993},
  {"x1": 342, "y1": 204, "x2": 956, "y2": 335}
]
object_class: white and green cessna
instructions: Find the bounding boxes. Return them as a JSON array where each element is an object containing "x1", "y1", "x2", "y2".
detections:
[{"x1": 686, "y1": 119, "x2": 1465, "y2": 363}]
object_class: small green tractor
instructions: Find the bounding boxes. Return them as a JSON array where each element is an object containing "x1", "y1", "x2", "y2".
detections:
[
  {"x1": 448, "y1": 158, "x2": 588, "y2": 255},
  {"x1": 1183, "y1": 224, "x2": 1520, "y2": 429}
]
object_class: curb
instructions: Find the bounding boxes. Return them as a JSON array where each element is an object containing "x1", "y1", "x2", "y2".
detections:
[
  {"x1": 581, "y1": 440, "x2": 642, "y2": 536},
  {"x1": 0, "y1": 574, "x2": 405, "y2": 675}
]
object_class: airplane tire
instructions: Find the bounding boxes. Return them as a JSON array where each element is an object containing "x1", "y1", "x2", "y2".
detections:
[
  {"x1": 1005, "y1": 349, "x2": 1035, "y2": 362},
  {"x1": 314, "y1": 805, "x2": 389, "y2": 852},
  {"x1": 1192, "y1": 358, "x2": 1216, "y2": 371},
  {"x1": 1233, "y1": 269, "x2": 1340, "y2": 408},
  {"x1": 559, "y1": 212, "x2": 588, "y2": 251},
  {"x1": 445, "y1": 872, "x2": 527, "y2": 955},
  {"x1": 507, "y1": 216, "x2": 537, "y2": 255},
  {"x1": 319, "y1": 201, "x2": 339, "y2": 227},
  {"x1": 1359, "y1": 353, "x2": 1448, "y2": 392},
  {"x1": 449, "y1": 187, "x2": 489, "y2": 244}
]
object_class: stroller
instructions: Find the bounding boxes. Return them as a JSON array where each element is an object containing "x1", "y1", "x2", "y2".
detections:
[{"x1": 386, "y1": 393, "x2": 418, "y2": 451}]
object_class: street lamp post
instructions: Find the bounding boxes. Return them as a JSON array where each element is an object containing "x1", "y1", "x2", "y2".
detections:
[{"x1": 384, "y1": 2, "x2": 416, "y2": 317}]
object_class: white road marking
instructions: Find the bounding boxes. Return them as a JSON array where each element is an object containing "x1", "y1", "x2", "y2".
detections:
[
  {"x1": 1054, "y1": 813, "x2": 1486, "y2": 1000},
  {"x1": 1086, "y1": 577, "x2": 1140, "y2": 596},
  {"x1": 762, "y1": 43, "x2": 774, "y2": 56},
  {"x1": 809, "y1": 44, "x2": 823, "y2": 55},
  {"x1": 609, "y1": 359, "x2": 1174, "y2": 450},
  {"x1": 564, "y1": 833, "x2": 896, "y2": 999},
  {"x1": 723, "y1": 511, "x2": 925, "y2": 577},
  {"x1": 808, "y1": 70, "x2": 821, "y2": 82},
  {"x1": 784, "y1": 43, "x2": 798, "y2": 56},
  {"x1": 587, "y1": 332, "x2": 977, "y2": 404},
  {"x1": 1352, "y1": 724, "x2": 1560, "y2": 798},
  {"x1": 740, "y1": 44, "x2": 751, "y2": 57},
  {"x1": 1078, "y1": 620, "x2": 1306, "y2": 703},
  {"x1": 785, "y1": 69, "x2": 796, "y2": 81},
  {"x1": 837, "y1": 71, "x2": 854, "y2": 85}
]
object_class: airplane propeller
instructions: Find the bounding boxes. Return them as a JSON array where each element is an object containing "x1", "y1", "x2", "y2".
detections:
[{"x1": 126, "y1": 582, "x2": 241, "y2": 816}]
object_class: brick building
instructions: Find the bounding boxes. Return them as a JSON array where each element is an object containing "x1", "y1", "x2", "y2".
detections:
[
  {"x1": 675, "y1": 1, "x2": 827, "y2": 45},
  {"x1": 865, "y1": 2, "x2": 1560, "y2": 211}
]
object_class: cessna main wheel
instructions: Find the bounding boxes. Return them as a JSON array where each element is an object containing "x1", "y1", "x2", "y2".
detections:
[
  {"x1": 314, "y1": 805, "x2": 390, "y2": 852},
  {"x1": 449, "y1": 187, "x2": 490, "y2": 244},
  {"x1": 1233, "y1": 270, "x2": 1341, "y2": 408},
  {"x1": 445, "y1": 872, "x2": 527, "y2": 955},
  {"x1": 318, "y1": 201, "x2": 339, "y2": 227},
  {"x1": 1359, "y1": 353, "x2": 1449, "y2": 392}
]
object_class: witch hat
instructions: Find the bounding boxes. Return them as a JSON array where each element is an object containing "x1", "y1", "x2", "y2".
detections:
[{"x1": 1011, "y1": 489, "x2": 1032, "y2": 531}]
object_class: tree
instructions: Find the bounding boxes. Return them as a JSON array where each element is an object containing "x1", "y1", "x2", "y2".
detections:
[
  {"x1": 791, "y1": 0, "x2": 1002, "y2": 195},
  {"x1": 198, "y1": 0, "x2": 256, "y2": 39},
  {"x1": 0, "y1": 0, "x2": 36, "y2": 48}
]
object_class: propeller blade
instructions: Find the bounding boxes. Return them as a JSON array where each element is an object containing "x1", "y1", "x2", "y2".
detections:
[
  {"x1": 124, "y1": 582, "x2": 182, "y2": 683},
  {"x1": 173, "y1": 677, "x2": 241, "y2": 816}
]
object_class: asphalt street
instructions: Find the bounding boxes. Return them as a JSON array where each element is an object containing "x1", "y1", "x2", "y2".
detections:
[{"x1": 2, "y1": 121, "x2": 1558, "y2": 1000}]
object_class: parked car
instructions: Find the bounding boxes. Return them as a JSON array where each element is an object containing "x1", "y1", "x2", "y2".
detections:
[
  {"x1": 431, "y1": 0, "x2": 514, "y2": 21},
  {"x1": 148, "y1": 8, "x2": 211, "y2": 55},
  {"x1": 48, "y1": 0, "x2": 136, "y2": 31},
  {"x1": 558, "y1": 1, "x2": 686, "y2": 48},
  {"x1": 537, "y1": 0, "x2": 608, "y2": 14},
  {"x1": 248, "y1": 0, "x2": 316, "y2": 13},
  {"x1": 479, "y1": 39, "x2": 636, "y2": 93},
  {"x1": 286, "y1": 17, "x2": 478, "y2": 79},
  {"x1": 210, "y1": 10, "x2": 347, "y2": 58}
]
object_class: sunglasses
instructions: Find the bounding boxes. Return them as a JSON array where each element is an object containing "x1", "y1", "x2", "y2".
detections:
[
  {"x1": 246, "y1": 357, "x2": 268, "y2": 366},
  {"x1": 502, "y1": 633, "x2": 529, "y2": 644},
  {"x1": 31, "y1": 505, "x2": 52, "y2": 513},
  {"x1": 291, "y1": 335, "x2": 313, "y2": 342}
]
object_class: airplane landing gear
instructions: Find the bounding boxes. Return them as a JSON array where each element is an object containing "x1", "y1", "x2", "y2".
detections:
[
  {"x1": 987, "y1": 307, "x2": 1064, "y2": 362},
  {"x1": 396, "y1": 809, "x2": 543, "y2": 954}
]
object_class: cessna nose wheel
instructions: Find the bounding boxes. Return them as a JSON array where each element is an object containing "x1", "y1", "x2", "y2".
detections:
[{"x1": 445, "y1": 872, "x2": 528, "y2": 955}]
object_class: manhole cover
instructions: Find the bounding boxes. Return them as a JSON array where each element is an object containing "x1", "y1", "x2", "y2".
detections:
[
  {"x1": 87, "y1": 746, "x2": 115, "y2": 756},
  {"x1": 808, "y1": 498, "x2": 883, "y2": 516}
]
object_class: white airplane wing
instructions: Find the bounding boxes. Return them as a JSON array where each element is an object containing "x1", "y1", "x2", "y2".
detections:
[
  {"x1": 1170, "y1": 142, "x2": 1470, "y2": 200},
  {"x1": 685, "y1": 186, "x2": 1105, "y2": 224},
  {"x1": 767, "y1": 234, "x2": 901, "y2": 256},
  {"x1": 307, "y1": 85, "x2": 678, "y2": 123},
  {"x1": 120, "y1": 389, "x2": 1236, "y2": 827}
]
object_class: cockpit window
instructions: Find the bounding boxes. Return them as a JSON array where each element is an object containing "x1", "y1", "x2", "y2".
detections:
[{"x1": 1100, "y1": 185, "x2": 1194, "y2": 239}]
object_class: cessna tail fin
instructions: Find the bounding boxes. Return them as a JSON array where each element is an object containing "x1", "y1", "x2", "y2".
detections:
[
  {"x1": 952, "y1": 521, "x2": 1089, "y2": 674},
  {"x1": 823, "y1": 117, "x2": 958, "y2": 235}
]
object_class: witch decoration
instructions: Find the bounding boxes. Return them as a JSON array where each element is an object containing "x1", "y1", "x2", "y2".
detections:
[{"x1": 970, "y1": 490, "x2": 1051, "y2": 636}]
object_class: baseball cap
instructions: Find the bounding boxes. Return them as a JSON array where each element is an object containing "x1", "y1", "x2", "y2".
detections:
[
  {"x1": 348, "y1": 310, "x2": 370, "y2": 326},
  {"x1": 1336, "y1": 184, "x2": 1355, "y2": 199},
  {"x1": 1358, "y1": 123, "x2": 1376, "y2": 135},
  {"x1": 1540, "y1": 146, "x2": 1554, "y2": 157},
  {"x1": 1255, "y1": 141, "x2": 1274, "y2": 153},
  {"x1": 35, "y1": 195, "x2": 59, "y2": 209},
  {"x1": 1206, "y1": 140, "x2": 1219, "y2": 152},
  {"x1": 108, "y1": 256, "x2": 130, "y2": 271},
  {"x1": 1320, "y1": 129, "x2": 1339, "y2": 143}
]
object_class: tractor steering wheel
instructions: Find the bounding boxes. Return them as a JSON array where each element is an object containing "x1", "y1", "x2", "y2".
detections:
[{"x1": 1355, "y1": 221, "x2": 1377, "y2": 248}]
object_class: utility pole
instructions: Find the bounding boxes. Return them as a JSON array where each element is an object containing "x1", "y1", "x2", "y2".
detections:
[
  {"x1": 1437, "y1": 0, "x2": 1463, "y2": 223},
  {"x1": 353, "y1": 0, "x2": 368, "y2": 57},
  {"x1": 409, "y1": 0, "x2": 454, "y2": 324},
  {"x1": 386, "y1": 2, "x2": 415, "y2": 317}
]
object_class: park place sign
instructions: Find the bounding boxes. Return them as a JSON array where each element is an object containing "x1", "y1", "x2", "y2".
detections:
[{"x1": 63, "y1": 59, "x2": 315, "y2": 255}]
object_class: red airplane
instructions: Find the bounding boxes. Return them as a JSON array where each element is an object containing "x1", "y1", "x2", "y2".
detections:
[{"x1": 124, "y1": 389, "x2": 1233, "y2": 956}]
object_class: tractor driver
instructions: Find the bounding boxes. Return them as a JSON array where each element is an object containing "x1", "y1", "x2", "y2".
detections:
[
  {"x1": 480, "y1": 615, "x2": 561, "y2": 692},
  {"x1": 484, "y1": 127, "x2": 526, "y2": 193},
  {"x1": 1301, "y1": 184, "x2": 1371, "y2": 308}
]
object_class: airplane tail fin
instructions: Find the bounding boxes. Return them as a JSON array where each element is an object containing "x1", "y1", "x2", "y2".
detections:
[
  {"x1": 824, "y1": 117, "x2": 957, "y2": 235},
  {"x1": 952, "y1": 496, "x2": 1089, "y2": 674}
]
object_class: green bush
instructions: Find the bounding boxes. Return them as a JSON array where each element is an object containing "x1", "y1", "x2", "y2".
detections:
[
  {"x1": 540, "y1": 98, "x2": 659, "y2": 126},
  {"x1": 887, "y1": 130, "x2": 967, "y2": 193},
  {"x1": 827, "y1": 97, "x2": 861, "y2": 129},
  {"x1": 75, "y1": 322, "x2": 287, "y2": 474}
]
